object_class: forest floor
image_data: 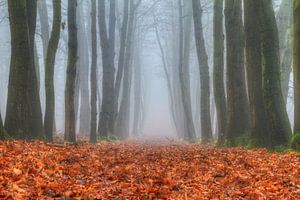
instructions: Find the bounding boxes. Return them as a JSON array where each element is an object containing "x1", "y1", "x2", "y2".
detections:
[{"x1": 0, "y1": 140, "x2": 299, "y2": 199}]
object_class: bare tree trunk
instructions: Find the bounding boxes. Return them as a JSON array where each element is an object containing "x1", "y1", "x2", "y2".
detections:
[
  {"x1": 44, "y1": 0, "x2": 61, "y2": 141},
  {"x1": 293, "y1": 0, "x2": 300, "y2": 133},
  {"x1": 6, "y1": 0, "x2": 44, "y2": 139},
  {"x1": 277, "y1": 0, "x2": 293, "y2": 103},
  {"x1": 244, "y1": 0, "x2": 269, "y2": 147},
  {"x1": 98, "y1": 0, "x2": 116, "y2": 137},
  {"x1": 78, "y1": 4, "x2": 91, "y2": 135},
  {"x1": 192, "y1": 0, "x2": 212, "y2": 143},
  {"x1": 37, "y1": 0, "x2": 50, "y2": 59},
  {"x1": 115, "y1": 0, "x2": 136, "y2": 139},
  {"x1": 90, "y1": 0, "x2": 97, "y2": 143},
  {"x1": 178, "y1": 0, "x2": 196, "y2": 141},
  {"x1": 64, "y1": 0, "x2": 78, "y2": 143},
  {"x1": 114, "y1": 0, "x2": 129, "y2": 121},
  {"x1": 213, "y1": 0, "x2": 227, "y2": 144},
  {"x1": 259, "y1": 0, "x2": 292, "y2": 147},
  {"x1": 224, "y1": 0, "x2": 250, "y2": 146}
]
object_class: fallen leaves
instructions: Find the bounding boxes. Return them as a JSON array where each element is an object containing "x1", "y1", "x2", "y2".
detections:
[{"x1": 0, "y1": 140, "x2": 299, "y2": 199}]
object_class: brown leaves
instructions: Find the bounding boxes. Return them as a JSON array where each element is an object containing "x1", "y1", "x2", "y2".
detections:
[{"x1": 0, "y1": 140, "x2": 299, "y2": 199}]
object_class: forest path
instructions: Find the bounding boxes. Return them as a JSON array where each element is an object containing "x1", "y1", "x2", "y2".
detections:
[{"x1": 0, "y1": 141, "x2": 299, "y2": 199}]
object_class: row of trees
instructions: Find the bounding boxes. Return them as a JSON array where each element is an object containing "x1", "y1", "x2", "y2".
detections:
[
  {"x1": 0, "y1": 0, "x2": 299, "y2": 150},
  {"x1": 0, "y1": 0, "x2": 145, "y2": 143},
  {"x1": 153, "y1": 0, "x2": 300, "y2": 149}
]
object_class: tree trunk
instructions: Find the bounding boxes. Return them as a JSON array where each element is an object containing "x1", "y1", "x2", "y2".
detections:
[
  {"x1": 37, "y1": 0, "x2": 50, "y2": 59},
  {"x1": 293, "y1": 0, "x2": 300, "y2": 133},
  {"x1": 244, "y1": 0, "x2": 270, "y2": 147},
  {"x1": 44, "y1": 0, "x2": 61, "y2": 141},
  {"x1": 177, "y1": 0, "x2": 196, "y2": 141},
  {"x1": 259, "y1": 0, "x2": 292, "y2": 147},
  {"x1": 213, "y1": 0, "x2": 227, "y2": 144},
  {"x1": 192, "y1": 0, "x2": 212, "y2": 143},
  {"x1": 98, "y1": 0, "x2": 116, "y2": 137},
  {"x1": 5, "y1": 0, "x2": 44, "y2": 139},
  {"x1": 90, "y1": 0, "x2": 98, "y2": 143},
  {"x1": 114, "y1": 0, "x2": 129, "y2": 122},
  {"x1": 224, "y1": 0, "x2": 250, "y2": 146},
  {"x1": 78, "y1": 4, "x2": 91, "y2": 135},
  {"x1": 64, "y1": 0, "x2": 78, "y2": 143},
  {"x1": 277, "y1": 0, "x2": 293, "y2": 103},
  {"x1": 115, "y1": 0, "x2": 135, "y2": 139}
]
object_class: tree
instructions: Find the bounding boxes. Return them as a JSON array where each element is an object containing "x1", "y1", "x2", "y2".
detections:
[
  {"x1": 0, "y1": 112, "x2": 3, "y2": 136},
  {"x1": 213, "y1": 0, "x2": 226, "y2": 144},
  {"x1": 37, "y1": 0, "x2": 50, "y2": 59},
  {"x1": 177, "y1": 0, "x2": 196, "y2": 141},
  {"x1": 64, "y1": 0, "x2": 78, "y2": 143},
  {"x1": 5, "y1": 0, "x2": 44, "y2": 139},
  {"x1": 115, "y1": 0, "x2": 136, "y2": 139},
  {"x1": 259, "y1": 0, "x2": 292, "y2": 147},
  {"x1": 293, "y1": 0, "x2": 300, "y2": 133},
  {"x1": 44, "y1": 0, "x2": 61, "y2": 141},
  {"x1": 90, "y1": 0, "x2": 98, "y2": 143},
  {"x1": 277, "y1": 0, "x2": 293, "y2": 102},
  {"x1": 244, "y1": 0, "x2": 269, "y2": 147},
  {"x1": 98, "y1": 0, "x2": 116, "y2": 137},
  {"x1": 224, "y1": 0, "x2": 250, "y2": 146},
  {"x1": 192, "y1": 0, "x2": 212, "y2": 143}
]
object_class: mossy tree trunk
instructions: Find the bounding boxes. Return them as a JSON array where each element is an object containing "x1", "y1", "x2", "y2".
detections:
[
  {"x1": 90, "y1": 0, "x2": 98, "y2": 143},
  {"x1": 192, "y1": 0, "x2": 212, "y2": 143},
  {"x1": 259, "y1": 0, "x2": 292, "y2": 147},
  {"x1": 44, "y1": 0, "x2": 61, "y2": 141},
  {"x1": 293, "y1": 0, "x2": 300, "y2": 133},
  {"x1": 5, "y1": 0, "x2": 44, "y2": 139},
  {"x1": 244, "y1": 0, "x2": 270, "y2": 147},
  {"x1": 213, "y1": 0, "x2": 227, "y2": 145},
  {"x1": 64, "y1": 0, "x2": 78, "y2": 143},
  {"x1": 224, "y1": 0, "x2": 250, "y2": 146}
]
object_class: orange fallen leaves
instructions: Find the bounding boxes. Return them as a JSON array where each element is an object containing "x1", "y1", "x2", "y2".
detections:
[{"x1": 0, "y1": 140, "x2": 299, "y2": 199}]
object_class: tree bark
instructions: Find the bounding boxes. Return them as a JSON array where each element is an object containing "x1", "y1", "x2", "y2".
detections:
[
  {"x1": 115, "y1": 0, "x2": 136, "y2": 139},
  {"x1": 224, "y1": 0, "x2": 250, "y2": 146},
  {"x1": 98, "y1": 0, "x2": 116, "y2": 137},
  {"x1": 44, "y1": 0, "x2": 61, "y2": 141},
  {"x1": 192, "y1": 0, "x2": 212, "y2": 143},
  {"x1": 244, "y1": 0, "x2": 270, "y2": 147},
  {"x1": 177, "y1": 0, "x2": 196, "y2": 141},
  {"x1": 293, "y1": 0, "x2": 300, "y2": 133},
  {"x1": 5, "y1": 0, "x2": 44, "y2": 139},
  {"x1": 259, "y1": 0, "x2": 292, "y2": 147},
  {"x1": 213, "y1": 0, "x2": 227, "y2": 144},
  {"x1": 64, "y1": 0, "x2": 78, "y2": 143},
  {"x1": 90, "y1": 0, "x2": 98, "y2": 143},
  {"x1": 114, "y1": 0, "x2": 129, "y2": 122}
]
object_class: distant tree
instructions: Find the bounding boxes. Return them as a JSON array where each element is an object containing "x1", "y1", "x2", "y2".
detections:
[
  {"x1": 115, "y1": 0, "x2": 136, "y2": 139},
  {"x1": 293, "y1": 0, "x2": 300, "y2": 133},
  {"x1": 213, "y1": 0, "x2": 227, "y2": 145},
  {"x1": 5, "y1": 0, "x2": 44, "y2": 139},
  {"x1": 177, "y1": 0, "x2": 196, "y2": 141},
  {"x1": 44, "y1": 0, "x2": 61, "y2": 141},
  {"x1": 224, "y1": 0, "x2": 250, "y2": 146},
  {"x1": 64, "y1": 0, "x2": 78, "y2": 143},
  {"x1": 259, "y1": 0, "x2": 292, "y2": 147},
  {"x1": 0, "y1": 112, "x2": 3, "y2": 135},
  {"x1": 90, "y1": 0, "x2": 98, "y2": 143},
  {"x1": 277, "y1": 0, "x2": 293, "y2": 103},
  {"x1": 37, "y1": 0, "x2": 50, "y2": 59},
  {"x1": 192, "y1": 0, "x2": 212, "y2": 143},
  {"x1": 244, "y1": 0, "x2": 269, "y2": 147}
]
